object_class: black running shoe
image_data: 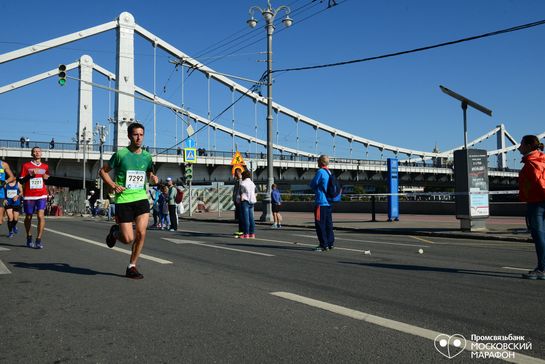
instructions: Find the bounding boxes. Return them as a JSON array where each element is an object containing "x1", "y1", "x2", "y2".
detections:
[
  {"x1": 125, "y1": 266, "x2": 144, "y2": 279},
  {"x1": 106, "y1": 224, "x2": 119, "y2": 248}
]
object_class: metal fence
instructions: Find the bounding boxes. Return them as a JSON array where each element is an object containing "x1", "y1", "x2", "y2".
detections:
[{"x1": 54, "y1": 188, "x2": 87, "y2": 215}]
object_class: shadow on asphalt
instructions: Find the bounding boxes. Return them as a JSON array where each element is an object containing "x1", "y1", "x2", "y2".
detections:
[
  {"x1": 339, "y1": 261, "x2": 521, "y2": 279},
  {"x1": 10, "y1": 262, "x2": 125, "y2": 277},
  {"x1": 0, "y1": 242, "x2": 29, "y2": 249}
]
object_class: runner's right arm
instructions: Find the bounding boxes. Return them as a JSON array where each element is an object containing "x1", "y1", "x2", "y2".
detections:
[{"x1": 99, "y1": 162, "x2": 125, "y2": 194}]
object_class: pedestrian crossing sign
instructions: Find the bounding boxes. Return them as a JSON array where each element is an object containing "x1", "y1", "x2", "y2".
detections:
[{"x1": 184, "y1": 148, "x2": 197, "y2": 163}]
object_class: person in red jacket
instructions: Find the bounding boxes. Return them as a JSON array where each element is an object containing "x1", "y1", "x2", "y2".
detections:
[{"x1": 518, "y1": 134, "x2": 545, "y2": 280}]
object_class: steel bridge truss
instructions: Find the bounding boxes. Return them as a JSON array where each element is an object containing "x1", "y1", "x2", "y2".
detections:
[{"x1": 1, "y1": 11, "x2": 543, "y2": 165}]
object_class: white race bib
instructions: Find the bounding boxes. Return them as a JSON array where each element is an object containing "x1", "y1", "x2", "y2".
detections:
[
  {"x1": 126, "y1": 170, "x2": 146, "y2": 190},
  {"x1": 29, "y1": 178, "x2": 43, "y2": 190},
  {"x1": 6, "y1": 189, "x2": 17, "y2": 198}
]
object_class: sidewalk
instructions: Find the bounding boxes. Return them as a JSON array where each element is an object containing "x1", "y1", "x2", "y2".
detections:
[{"x1": 182, "y1": 211, "x2": 532, "y2": 243}]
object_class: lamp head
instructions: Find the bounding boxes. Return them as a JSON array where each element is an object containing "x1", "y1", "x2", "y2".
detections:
[
  {"x1": 247, "y1": 17, "x2": 258, "y2": 28},
  {"x1": 282, "y1": 15, "x2": 293, "y2": 27}
]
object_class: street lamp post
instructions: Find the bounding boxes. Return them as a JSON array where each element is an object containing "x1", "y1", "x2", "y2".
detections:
[
  {"x1": 95, "y1": 124, "x2": 107, "y2": 202},
  {"x1": 247, "y1": 0, "x2": 292, "y2": 222},
  {"x1": 81, "y1": 127, "x2": 91, "y2": 215}
]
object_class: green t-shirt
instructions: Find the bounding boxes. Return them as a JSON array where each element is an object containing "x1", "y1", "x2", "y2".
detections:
[{"x1": 109, "y1": 147, "x2": 153, "y2": 204}]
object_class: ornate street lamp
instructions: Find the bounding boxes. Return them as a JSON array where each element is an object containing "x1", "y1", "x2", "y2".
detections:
[{"x1": 247, "y1": 0, "x2": 292, "y2": 221}]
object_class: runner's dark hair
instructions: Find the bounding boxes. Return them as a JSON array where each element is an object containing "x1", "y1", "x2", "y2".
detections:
[{"x1": 128, "y1": 122, "x2": 145, "y2": 135}]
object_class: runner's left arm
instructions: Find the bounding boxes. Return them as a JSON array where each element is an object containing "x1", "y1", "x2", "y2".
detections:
[
  {"x1": 147, "y1": 162, "x2": 158, "y2": 185},
  {"x1": 14, "y1": 183, "x2": 23, "y2": 201},
  {"x1": 147, "y1": 171, "x2": 159, "y2": 186},
  {"x1": 43, "y1": 165, "x2": 50, "y2": 180}
]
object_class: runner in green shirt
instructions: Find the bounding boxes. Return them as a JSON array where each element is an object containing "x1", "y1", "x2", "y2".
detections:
[{"x1": 99, "y1": 122, "x2": 158, "y2": 279}]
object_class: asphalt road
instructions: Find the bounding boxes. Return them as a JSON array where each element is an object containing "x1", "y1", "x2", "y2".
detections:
[{"x1": 1, "y1": 217, "x2": 544, "y2": 364}]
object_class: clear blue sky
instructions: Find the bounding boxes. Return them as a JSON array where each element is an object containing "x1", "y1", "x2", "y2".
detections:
[{"x1": 1, "y1": 0, "x2": 544, "y2": 167}]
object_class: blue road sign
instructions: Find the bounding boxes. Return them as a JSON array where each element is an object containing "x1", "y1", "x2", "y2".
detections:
[
  {"x1": 185, "y1": 138, "x2": 196, "y2": 148},
  {"x1": 184, "y1": 148, "x2": 197, "y2": 163}
]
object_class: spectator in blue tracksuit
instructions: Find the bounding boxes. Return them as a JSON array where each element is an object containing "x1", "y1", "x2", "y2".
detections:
[{"x1": 309, "y1": 155, "x2": 334, "y2": 251}]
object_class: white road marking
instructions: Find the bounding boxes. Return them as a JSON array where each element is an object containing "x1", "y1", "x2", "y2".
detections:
[
  {"x1": 167, "y1": 239, "x2": 204, "y2": 245},
  {"x1": 293, "y1": 234, "x2": 427, "y2": 248},
  {"x1": 409, "y1": 235, "x2": 434, "y2": 244},
  {"x1": 43, "y1": 227, "x2": 173, "y2": 264},
  {"x1": 0, "y1": 247, "x2": 10, "y2": 252},
  {"x1": 257, "y1": 237, "x2": 365, "y2": 253},
  {"x1": 502, "y1": 266, "x2": 530, "y2": 272},
  {"x1": 163, "y1": 238, "x2": 275, "y2": 257},
  {"x1": 0, "y1": 259, "x2": 11, "y2": 274},
  {"x1": 271, "y1": 291, "x2": 544, "y2": 364}
]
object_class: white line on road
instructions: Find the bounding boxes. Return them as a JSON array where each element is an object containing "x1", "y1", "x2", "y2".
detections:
[
  {"x1": 257, "y1": 237, "x2": 366, "y2": 253},
  {"x1": 163, "y1": 238, "x2": 275, "y2": 257},
  {"x1": 293, "y1": 234, "x2": 427, "y2": 248},
  {"x1": 182, "y1": 228, "x2": 425, "y2": 250},
  {"x1": 0, "y1": 259, "x2": 11, "y2": 274},
  {"x1": 167, "y1": 239, "x2": 206, "y2": 245},
  {"x1": 0, "y1": 247, "x2": 10, "y2": 252},
  {"x1": 502, "y1": 266, "x2": 530, "y2": 272},
  {"x1": 43, "y1": 227, "x2": 173, "y2": 264},
  {"x1": 271, "y1": 291, "x2": 544, "y2": 364}
]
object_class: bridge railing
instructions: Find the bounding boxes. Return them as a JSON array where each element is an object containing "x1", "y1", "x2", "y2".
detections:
[{"x1": 0, "y1": 139, "x2": 520, "y2": 172}]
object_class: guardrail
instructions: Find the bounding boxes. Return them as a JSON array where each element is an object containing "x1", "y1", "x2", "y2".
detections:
[{"x1": 0, "y1": 138, "x2": 522, "y2": 172}]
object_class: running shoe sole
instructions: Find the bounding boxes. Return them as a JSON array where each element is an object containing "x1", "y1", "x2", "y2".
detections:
[{"x1": 106, "y1": 225, "x2": 119, "y2": 248}]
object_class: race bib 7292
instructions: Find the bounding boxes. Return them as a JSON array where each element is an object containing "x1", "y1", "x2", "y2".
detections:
[{"x1": 126, "y1": 170, "x2": 146, "y2": 190}]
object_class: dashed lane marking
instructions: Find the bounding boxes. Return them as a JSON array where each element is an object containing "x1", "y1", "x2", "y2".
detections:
[
  {"x1": 270, "y1": 291, "x2": 544, "y2": 364},
  {"x1": 293, "y1": 234, "x2": 427, "y2": 248},
  {"x1": 0, "y1": 247, "x2": 10, "y2": 252},
  {"x1": 0, "y1": 259, "x2": 12, "y2": 274},
  {"x1": 176, "y1": 229, "x2": 425, "y2": 251},
  {"x1": 163, "y1": 238, "x2": 275, "y2": 257},
  {"x1": 43, "y1": 227, "x2": 173, "y2": 264},
  {"x1": 256, "y1": 237, "x2": 366, "y2": 253},
  {"x1": 164, "y1": 232, "x2": 364, "y2": 253}
]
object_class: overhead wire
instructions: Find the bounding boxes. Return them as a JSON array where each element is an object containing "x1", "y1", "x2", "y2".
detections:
[
  {"x1": 155, "y1": 0, "x2": 335, "y2": 124},
  {"x1": 272, "y1": 18, "x2": 545, "y2": 74},
  {"x1": 191, "y1": 0, "x2": 317, "y2": 63},
  {"x1": 153, "y1": 1, "x2": 343, "y2": 155},
  {"x1": 182, "y1": 0, "x2": 332, "y2": 80},
  {"x1": 153, "y1": 71, "x2": 268, "y2": 157}
]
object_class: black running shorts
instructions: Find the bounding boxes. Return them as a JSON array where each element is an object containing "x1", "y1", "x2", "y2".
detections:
[
  {"x1": 5, "y1": 205, "x2": 21, "y2": 213},
  {"x1": 115, "y1": 199, "x2": 150, "y2": 223}
]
